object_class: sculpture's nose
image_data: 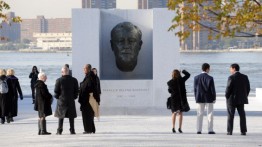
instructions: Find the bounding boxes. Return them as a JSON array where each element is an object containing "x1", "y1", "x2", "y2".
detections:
[{"x1": 123, "y1": 39, "x2": 130, "y2": 49}]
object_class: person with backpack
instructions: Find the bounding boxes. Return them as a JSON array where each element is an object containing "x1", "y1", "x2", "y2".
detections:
[
  {"x1": 6, "y1": 69, "x2": 23, "y2": 122},
  {"x1": 0, "y1": 69, "x2": 11, "y2": 124}
]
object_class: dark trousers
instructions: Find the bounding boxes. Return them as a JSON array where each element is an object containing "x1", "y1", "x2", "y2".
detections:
[
  {"x1": 227, "y1": 104, "x2": 247, "y2": 133},
  {"x1": 57, "y1": 118, "x2": 75, "y2": 132},
  {"x1": 31, "y1": 85, "x2": 35, "y2": 102},
  {"x1": 81, "y1": 103, "x2": 95, "y2": 133}
]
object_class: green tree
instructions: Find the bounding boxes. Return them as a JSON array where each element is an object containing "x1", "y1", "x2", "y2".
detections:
[
  {"x1": 168, "y1": 0, "x2": 262, "y2": 41},
  {"x1": 0, "y1": 1, "x2": 22, "y2": 41}
]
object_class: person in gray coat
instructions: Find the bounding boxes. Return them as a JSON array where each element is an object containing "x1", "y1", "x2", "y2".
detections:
[{"x1": 54, "y1": 66, "x2": 79, "y2": 135}]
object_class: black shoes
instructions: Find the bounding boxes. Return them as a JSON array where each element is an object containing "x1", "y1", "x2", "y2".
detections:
[
  {"x1": 227, "y1": 132, "x2": 232, "y2": 135},
  {"x1": 241, "y1": 132, "x2": 246, "y2": 136},
  {"x1": 178, "y1": 128, "x2": 183, "y2": 133},
  {"x1": 196, "y1": 131, "x2": 215, "y2": 134},
  {"x1": 208, "y1": 131, "x2": 216, "y2": 134},
  {"x1": 56, "y1": 132, "x2": 62, "y2": 135},
  {"x1": 39, "y1": 120, "x2": 51, "y2": 135},
  {"x1": 1, "y1": 117, "x2": 5, "y2": 124},
  {"x1": 172, "y1": 128, "x2": 182, "y2": 133},
  {"x1": 41, "y1": 131, "x2": 51, "y2": 135},
  {"x1": 56, "y1": 129, "x2": 63, "y2": 135},
  {"x1": 70, "y1": 129, "x2": 76, "y2": 135},
  {"x1": 6, "y1": 117, "x2": 10, "y2": 123},
  {"x1": 227, "y1": 132, "x2": 246, "y2": 135}
]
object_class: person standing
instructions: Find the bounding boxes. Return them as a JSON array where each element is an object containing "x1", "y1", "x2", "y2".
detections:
[
  {"x1": 54, "y1": 66, "x2": 79, "y2": 135},
  {"x1": 92, "y1": 68, "x2": 101, "y2": 105},
  {"x1": 6, "y1": 69, "x2": 23, "y2": 122},
  {"x1": 29, "y1": 66, "x2": 39, "y2": 104},
  {"x1": 0, "y1": 69, "x2": 11, "y2": 124},
  {"x1": 34, "y1": 71, "x2": 52, "y2": 135},
  {"x1": 225, "y1": 63, "x2": 250, "y2": 136},
  {"x1": 167, "y1": 69, "x2": 190, "y2": 133},
  {"x1": 79, "y1": 64, "x2": 98, "y2": 134},
  {"x1": 194, "y1": 63, "x2": 216, "y2": 134},
  {"x1": 65, "y1": 64, "x2": 72, "y2": 76}
]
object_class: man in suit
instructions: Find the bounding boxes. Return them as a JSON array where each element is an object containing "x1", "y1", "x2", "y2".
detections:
[
  {"x1": 79, "y1": 64, "x2": 99, "y2": 134},
  {"x1": 194, "y1": 63, "x2": 216, "y2": 134},
  {"x1": 54, "y1": 66, "x2": 79, "y2": 135},
  {"x1": 225, "y1": 63, "x2": 250, "y2": 135}
]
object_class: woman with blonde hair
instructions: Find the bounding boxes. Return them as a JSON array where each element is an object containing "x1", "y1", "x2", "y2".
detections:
[
  {"x1": 6, "y1": 69, "x2": 23, "y2": 122},
  {"x1": 167, "y1": 69, "x2": 190, "y2": 133}
]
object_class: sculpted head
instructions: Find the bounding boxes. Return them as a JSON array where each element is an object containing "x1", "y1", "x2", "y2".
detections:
[{"x1": 110, "y1": 22, "x2": 143, "y2": 72}]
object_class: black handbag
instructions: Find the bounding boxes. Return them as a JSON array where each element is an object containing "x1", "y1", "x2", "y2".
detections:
[{"x1": 166, "y1": 97, "x2": 171, "y2": 109}]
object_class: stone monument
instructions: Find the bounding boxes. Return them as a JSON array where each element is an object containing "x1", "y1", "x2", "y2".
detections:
[{"x1": 72, "y1": 8, "x2": 180, "y2": 115}]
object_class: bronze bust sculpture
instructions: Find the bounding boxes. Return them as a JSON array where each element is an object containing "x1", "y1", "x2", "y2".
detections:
[{"x1": 110, "y1": 22, "x2": 143, "y2": 72}]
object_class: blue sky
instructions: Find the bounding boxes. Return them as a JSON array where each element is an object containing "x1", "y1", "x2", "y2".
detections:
[{"x1": 4, "y1": 0, "x2": 81, "y2": 18}]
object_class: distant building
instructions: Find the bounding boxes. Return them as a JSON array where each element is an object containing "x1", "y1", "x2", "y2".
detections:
[
  {"x1": 138, "y1": 0, "x2": 148, "y2": 9},
  {"x1": 21, "y1": 16, "x2": 47, "y2": 42},
  {"x1": 47, "y1": 18, "x2": 71, "y2": 33},
  {"x1": 82, "y1": 0, "x2": 116, "y2": 9},
  {"x1": 147, "y1": 0, "x2": 168, "y2": 9},
  {"x1": 116, "y1": 0, "x2": 138, "y2": 9},
  {"x1": 33, "y1": 33, "x2": 72, "y2": 50},
  {"x1": 181, "y1": 0, "x2": 221, "y2": 50},
  {"x1": 82, "y1": 0, "x2": 168, "y2": 9},
  {"x1": 0, "y1": 12, "x2": 21, "y2": 42},
  {"x1": 21, "y1": 16, "x2": 71, "y2": 42}
]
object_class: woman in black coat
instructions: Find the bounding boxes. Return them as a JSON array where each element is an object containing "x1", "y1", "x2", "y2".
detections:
[
  {"x1": 34, "y1": 71, "x2": 52, "y2": 135},
  {"x1": 6, "y1": 69, "x2": 23, "y2": 122},
  {"x1": 167, "y1": 69, "x2": 190, "y2": 133},
  {"x1": 29, "y1": 66, "x2": 39, "y2": 104},
  {"x1": 0, "y1": 69, "x2": 12, "y2": 124}
]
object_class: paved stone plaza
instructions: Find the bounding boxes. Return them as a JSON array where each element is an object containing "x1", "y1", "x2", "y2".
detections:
[{"x1": 0, "y1": 96, "x2": 261, "y2": 147}]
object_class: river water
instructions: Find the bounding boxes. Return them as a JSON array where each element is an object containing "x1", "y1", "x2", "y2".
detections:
[{"x1": 0, "y1": 52, "x2": 261, "y2": 95}]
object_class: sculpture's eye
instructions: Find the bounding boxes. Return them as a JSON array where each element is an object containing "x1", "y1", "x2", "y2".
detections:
[
  {"x1": 118, "y1": 39, "x2": 125, "y2": 43},
  {"x1": 129, "y1": 38, "x2": 136, "y2": 43}
]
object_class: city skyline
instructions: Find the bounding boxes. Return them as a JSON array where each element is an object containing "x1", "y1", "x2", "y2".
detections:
[
  {"x1": 4, "y1": 0, "x2": 81, "y2": 18},
  {"x1": 4, "y1": 0, "x2": 168, "y2": 18}
]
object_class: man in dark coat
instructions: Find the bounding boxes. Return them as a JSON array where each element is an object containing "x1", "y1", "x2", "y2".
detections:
[
  {"x1": 194, "y1": 63, "x2": 216, "y2": 134},
  {"x1": 79, "y1": 64, "x2": 99, "y2": 134},
  {"x1": 54, "y1": 66, "x2": 79, "y2": 135},
  {"x1": 225, "y1": 63, "x2": 250, "y2": 136}
]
